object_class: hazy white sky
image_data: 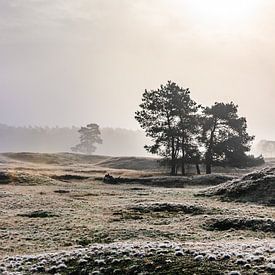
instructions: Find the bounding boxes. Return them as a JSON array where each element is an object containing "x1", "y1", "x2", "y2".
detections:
[{"x1": 0, "y1": 0, "x2": 275, "y2": 141}]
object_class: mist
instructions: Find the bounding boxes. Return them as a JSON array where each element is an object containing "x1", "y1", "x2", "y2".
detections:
[
  {"x1": 1, "y1": 2, "x2": 275, "y2": 271},
  {"x1": 0, "y1": 124, "x2": 150, "y2": 157},
  {"x1": 1, "y1": 0, "x2": 275, "y2": 145}
]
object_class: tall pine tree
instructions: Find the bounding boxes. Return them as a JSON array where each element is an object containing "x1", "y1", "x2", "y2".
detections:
[
  {"x1": 200, "y1": 102, "x2": 254, "y2": 174},
  {"x1": 135, "y1": 81, "x2": 199, "y2": 175}
]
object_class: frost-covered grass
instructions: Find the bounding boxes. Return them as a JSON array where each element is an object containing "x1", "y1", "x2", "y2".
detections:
[
  {"x1": 199, "y1": 167, "x2": 275, "y2": 205},
  {"x1": 0, "y1": 153, "x2": 274, "y2": 274},
  {"x1": 1, "y1": 241, "x2": 275, "y2": 274}
]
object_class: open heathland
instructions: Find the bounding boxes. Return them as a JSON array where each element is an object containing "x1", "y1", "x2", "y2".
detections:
[{"x1": 0, "y1": 153, "x2": 274, "y2": 274}]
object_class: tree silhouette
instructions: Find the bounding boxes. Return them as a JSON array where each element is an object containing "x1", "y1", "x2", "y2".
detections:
[
  {"x1": 71, "y1": 123, "x2": 102, "y2": 155},
  {"x1": 135, "y1": 81, "x2": 199, "y2": 175},
  {"x1": 200, "y1": 102, "x2": 254, "y2": 174},
  {"x1": 171, "y1": 85, "x2": 200, "y2": 175}
]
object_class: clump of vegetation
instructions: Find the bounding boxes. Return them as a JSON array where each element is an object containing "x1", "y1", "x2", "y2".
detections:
[
  {"x1": 18, "y1": 210, "x2": 59, "y2": 218},
  {"x1": 204, "y1": 216, "x2": 275, "y2": 233},
  {"x1": 75, "y1": 237, "x2": 93, "y2": 247},
  {"x1": 129, "y1": 203, "x2": 213, "y2": 215},
  {"x1": 51, "y1": 174, "x2": 90, "y2": 182},
  {"x1": 0, "y1": 171, "x2": 12, "y2": 184},
  {"x1": 103, "y1": 173, "x2": 119, "y2": 184},
  {"x1": 54, "y1": 189, "x2": 71, "y2": 194}
]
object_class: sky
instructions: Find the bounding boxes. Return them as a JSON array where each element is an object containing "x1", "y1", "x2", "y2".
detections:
[{"x1": 0, "y1": 0, "x2": 275, "y2": 142}]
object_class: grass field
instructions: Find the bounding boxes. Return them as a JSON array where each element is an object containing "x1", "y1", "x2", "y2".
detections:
[{"x1": 0, "y1": 153, "x2": 274, "y2": 274}]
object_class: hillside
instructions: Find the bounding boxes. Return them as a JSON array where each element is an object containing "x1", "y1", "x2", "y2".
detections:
[{"x1": 2, "y1": 152, "x2": 161, "y2": 171}]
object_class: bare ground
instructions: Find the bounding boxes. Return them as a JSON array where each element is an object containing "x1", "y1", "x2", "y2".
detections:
[{"x1": 0, "y1": 153, "x2": 274, "y2": 274}]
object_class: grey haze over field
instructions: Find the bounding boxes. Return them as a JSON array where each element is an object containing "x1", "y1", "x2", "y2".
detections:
[{"x1": 1, "y1": 0, "x2": 275, "y2": 143}]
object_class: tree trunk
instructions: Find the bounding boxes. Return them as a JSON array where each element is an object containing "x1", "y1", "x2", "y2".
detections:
[
  {"x1": 181, "y1": 159, "x2": 185, "y2": 176},
  {"x1": 206, "y1": 162, "x2": 211, "y2": 174},
  {"x1": 196, "y1": 163, "x2": 201, "y2": 175},
  {"x1": 170, "y1": 136, "x2": 177, "y2": 176},
  {"x1": 205, "y1": 150, "x2": 212, "y2": 174},
  {"x1": 170, "y1": 159, "x2": 177, "y2": 176},
  {"x1": 181, "y1": 136, "x2": 186, "y2": 176},
  {"x1": 170, "y1": 165, "x2": 176, "y2": 176},
  {"x1": 205, "y1": 121, "x2": 216, "y2": 174}
]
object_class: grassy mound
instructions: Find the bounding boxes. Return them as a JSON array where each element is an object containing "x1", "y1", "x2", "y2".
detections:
[
  {"x1": 96, "y1": 156, "x2": 160, "y2": 170},
  {"x1": 18, "y1": 210, "x2": 59, "y2": 218},
  {"x1": 205, "y1": 216, "x2": 275, "y2": 232},
  {"x1": 98, "y1": 174, "x2": 235, "y2": 187},
  {"x1": 129, "y1": 203, "x2": 211, "y2": 215},
  {"x1": 3, "y1": 152, "x2": 160, "y2": 171},
  {"x1": 0, "y1": 170, "x2": 56, "y2": 185},
  {"x1": 3, "y1": 152, "x2": 109, "y2": 165},
  {"x1": 198, "y1": 167, "x2": 275, "y2": 205},
  {"x1": 190, "y1": 174, "x2": 236, "y2": 185}
]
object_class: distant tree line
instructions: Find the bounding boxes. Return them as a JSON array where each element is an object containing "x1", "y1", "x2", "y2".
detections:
[
  {"x1": 135, "y1": 81, "x2": 264, "y2": 175},
  {"x1": 0, "y1": 124, "x2": 149, "y2": 156}
]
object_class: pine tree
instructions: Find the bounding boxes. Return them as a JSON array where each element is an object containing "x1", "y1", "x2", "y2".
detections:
[
  {"x1": 71, "y1": 123, "x2": 102, "y2": 155},
  {"x1": 135, "y1": 81, "x2": 199, "y2": 175},
  {"x1": 171, "y1": 84, "x2": 200, "y2": 175},
  {"x1": 200, "y1": 102, "x2": 254, "y2": 174}
]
